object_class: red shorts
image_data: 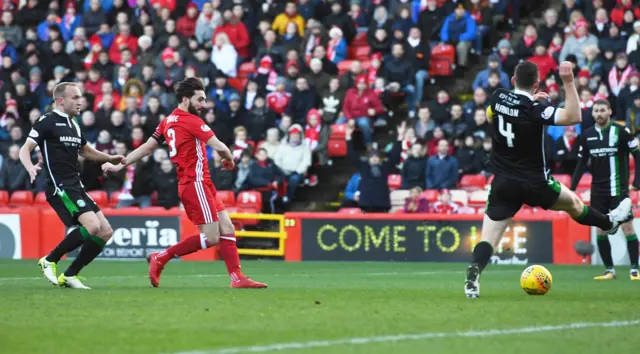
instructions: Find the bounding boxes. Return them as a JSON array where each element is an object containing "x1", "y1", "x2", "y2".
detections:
[{"x1": 179, "y1": 181, "x2": 226, "y2": 225}]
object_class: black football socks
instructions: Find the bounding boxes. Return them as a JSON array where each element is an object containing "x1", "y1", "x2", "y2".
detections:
[
  {"x1": 626, "y1": 234, "x2": 639, "y2": 269},
  {"x1": 45, "y1": 226, "x2": 89, "y2": 263},
  {"x1": 64, "y1": 235, "x2": 106, "y2": 277},
  {"x1": 575, "y1": 205, "x2": 613, "y2": 231},
  {"x1": 471, "y1": 241, "x2": 494, "y2": 272}
]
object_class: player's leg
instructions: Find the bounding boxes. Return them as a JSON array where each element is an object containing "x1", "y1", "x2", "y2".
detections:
[
  {"x1": 217, "y1": 207, "x2": 267, "y2": 288},
  {"x1": 549, "y1": 183, "x2": 631, "y2": 233},
  {"x1": 38, "y1": 188, "x2": 100, "y2": 286},
  {"x1": 590, "y1": 197, "x2": 617, "y2": 280},
  {"x1": 147, "y1": 182, "x2": 221, "y2": 287},
  {"x1": 620, "y1": 221, "x2": 640, "y2": 280},
  {"x1": 465, "y1": 176, "x2": 520, "y2": 298}
]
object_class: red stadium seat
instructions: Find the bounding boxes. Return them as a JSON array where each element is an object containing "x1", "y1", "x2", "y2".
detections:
[
  {"x1": 349, "y1": 45, "x2": 370, "y2": 61},
  {"x1": 247, "y1": 140, "x2": 256, "y2": 150},
  {"x1": 338, "y1": 207, "x2": 363, "y2": 214},
  {"x1": 9, "y1": 190, "x2": 33, "y2": 205},
  {"x1": 34, "y1": 192, "x2": 47, "y2": 205},
  {"x1": 228, "y1": 77, "x2": 248, "y2": 92},
  {"x1": 631, "y1": 191, "x2": 639, "y2": 206},
  {"x1": 460, "y1": 174, "x2": 487, "y2": 191},
  {"x1": 578, "y1": 174, "x2": 592, "y2": 191},
  {"x1": 217, "y1": 190, "x2": 235, "y2": 207},
  {"x1": 468, "y1": 190, "x2": 489, "y2": 208},
  {"x1": 515, "y1": 208, "x2": 535, "y2": 217},
  {"x1": 238, "y1": 62, "x2": 256, "y2": 77},
  {"x1": 337, "y1": 60, "x2": 353, "y2": 74},
  {"x1": 331, "y1": 124, "x2": 347, "y2": 139},
  {"x1": 256, "y1": 140, "x2": 265, "y2": 150},
  {"x1": 352, "y1": 32, "x2": 367, "y2": 47},
  {"x1": 429, "y1": 58, "x2": 453, "y2": 77},
  {"x1": 387, "y1": 174, "x2": 402, "y2": 190},
  {"x1": 235, "y1": 206, "x2": 260, "y2": 226},
  {"x1": 360, "y1": 60, "x2": 371, "y2": 70},
  {"x1": 87, "y1": 190, "x2": 108, "y2": 207},
  {"x1": 421, "y1": 189, "x2": 439, "y2": 203},
  {"x1": 552, "y1": 174, "x2": 572, "y2": 188},
  {"x1": 449, "y1": 190, "x2": 468, "y2": 206},
  {"x1": 236, "y1": 191, "x2": 262, "y2": 211},
  {"x1": 0, "y1": 190, "x2": 8, "y2": 206},
  {"x1": 109, "y1": 191, "x2": 122, "y2": 208},
  {"x1": 429, "y1": 44, "x2": 455, "y2": 77},
  {"x1": 328, "y1": 140, "x2": 347, "y2": 157}
]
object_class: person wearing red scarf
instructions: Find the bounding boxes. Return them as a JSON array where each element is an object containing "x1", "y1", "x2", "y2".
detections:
[
  {"x1": 527, "y1": 42, "x2": 558, "y2": 81},
  {"x1": 303, "y1": 108, "x2": 330, "y2": 165},
  {"x1": 514, "y1": 24, "x2": 538, "y2": 59},
  {"x1": 254, "y1": 55, "x2": 278, "y2": 94},
  {"x1": 611, "y1": 0, "x2": 639, "y2": 27},
  {"x1": 177, "y1": 2, "x2": 199, "y2": 38},
  {"x1": 213, "y1": 9, "x2": 250, "y2": 62},
  {"x1": 367, "y1": 52, "x2": 382, "y2": 85}
]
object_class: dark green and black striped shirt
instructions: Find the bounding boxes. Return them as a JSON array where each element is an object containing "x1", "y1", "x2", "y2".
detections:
[{"x1": 576, "y1": 122, "x2": 639, "y2": 197}]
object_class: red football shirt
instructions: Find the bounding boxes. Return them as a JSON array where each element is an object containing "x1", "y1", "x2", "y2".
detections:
[{"x1": 152, "y1": 108, "x2": 215, "y2": 184}]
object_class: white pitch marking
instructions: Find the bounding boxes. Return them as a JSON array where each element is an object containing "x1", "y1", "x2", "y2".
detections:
[{"x1": 172, "y1": 319, "x2": 640, "y2": 354}]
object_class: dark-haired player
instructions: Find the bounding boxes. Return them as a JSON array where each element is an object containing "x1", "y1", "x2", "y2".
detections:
[
  {"x1": 103, "y1": 78, "x2": 266, "y2": 288},
  {"x1": 571, "y1": 99, "x2": 640, "y2": 280},
  {"x1": 464, "y1": 61, "x2": 632, "y2": 298},
  {"x1": 20, "y1": 82, "x2": 125, "y2": 289}
]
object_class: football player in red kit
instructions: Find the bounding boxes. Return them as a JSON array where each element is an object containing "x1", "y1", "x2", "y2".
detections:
[{"x1": 102, "y1": 78, "x2": 266, "y2": 289}]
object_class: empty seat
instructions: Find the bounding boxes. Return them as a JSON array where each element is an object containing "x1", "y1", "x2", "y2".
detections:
[
  {"x1": 449, "y1": 189, "x2": 468, "y2": 206},
  {"x1": 390, "y1": 189, "x2": 410, "y2": 209},
  {"x1": 109, "y1": 191, "x2": 122, "y2": 208},
  {"x1": 330, "y1": 124, "x2": 347, "y2": 139},
  {"x1": 87, "y1": 190, "x2": 108, "y2": 207},
  {"x1": 551, "y1": 174, "x2": 571, "y2": 188},
  {"x1": 338, "y1": 207, "x2": 363, "y2": 214},
  {"x1": 578, "y1": 174, "x2": 592, "y2": 191},
  {"x1": 238, "y1": 62, "x2": 256, "y2": 77},
  {"x1": 387, "y1": 174, "x2": 402, "y2": 190},
  {"x1": 9, "y1": 190, "x2": 33, "y2": 205},
  {"x1": 468, "y1": 190, "x2": 489, "y2": 208},
  {"x1": 34, "y1": 192, "x2": 47, "y2": 205},
  {"x1": 460, "y1": 174, "x2": 487, "y2": 191},
  {"x1": 217, "y1": 190, "x2": 236, "y2": 207},
  {"x1": 328, "y1": 140, "x2": 347, "y2": 157},
  {"x1": 236, "y1": 191, "x2": 262, "y2": 211},
  {"x1": 421, "y1": 189, "x2": 439, "y2": 203},
  {"x1": 0, "y1": 190, "x2": 8, "y2": 206}
]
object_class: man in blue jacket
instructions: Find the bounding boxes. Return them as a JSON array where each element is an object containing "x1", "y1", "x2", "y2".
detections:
[
  {"x1": 440, "y1": 4, "x2": 477, "y2": 68},
  {"x1": 426, "y1": 139, "x2": 458, "y2": 190}
]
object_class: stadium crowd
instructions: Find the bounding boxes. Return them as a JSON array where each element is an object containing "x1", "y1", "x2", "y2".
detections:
[{"x1": 0, "y1": 0, "x2": 638, "y2": 215}]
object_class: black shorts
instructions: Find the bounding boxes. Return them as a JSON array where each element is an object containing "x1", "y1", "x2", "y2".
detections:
[
  {"x1": 485, "y1": 174, "x2": 561, "y2": 221},
  {"x1": 46, "y1": 183, "x2": 101, "y2": 227},
  {"x1": 590, "y1": 194, "x2": 633, "y2": 223}
]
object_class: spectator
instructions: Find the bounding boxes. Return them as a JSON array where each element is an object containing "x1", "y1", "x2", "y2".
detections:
[
  {"x1": 103, "y1": 142, "x2": 127, "y2": 195},
  {"x1": 440, "y1": 4, "x2": 477, "y2": 68},
  {"x1": 195, "y1": 1, "x2": 222, "y2": 45},
  {"x1": 426, "y1": 139, "x2": 458, "y2": 190},
  {"x1": 272, "y1": 2, "x2": 305, "y2": 36},
  {"x1": 323, "y1": 1, "x2": 356, "y2": 44},
  {"x1": 107, "y1": 111, "x2": 130, "y2": 143},
  {"x1": 281, "y1": 22, "x2": 303, "y2": 54},
  {"x1": 245, "y1": 96, "x2": 270, "y2": 142},
  {"x1": 227, "y1": 93, "x2": 248, "y2": 129},
  {"x1": 538, "y1": 8, "x2": 562, "y2": 45},
  {"x1": 214, "y1": 9, "x2": 250, "y2": 64},
  {"x1": 485, "y1": 71, "x2": 505, "y2": 94},
  {"x1": 628, "y1": 21, "x2": 640, "y2": 54},
  {"x1": 554, "y1": 126, "x2": 579, "y2": 174},
  {"x1": 593, "y1": 8, "x2": 612, "y2": 39},
  {"x1": 342, "y1": 172, "x2": 360, "y2": 208},
  {"x1": 619, "y1": 72, "x2": 640, "y2": 122},
  {"x1": 626, "y1": 91, "x2": 640, "y2": 135},
  {"x1": 319, "y1": 77, "x2": 344, "y2": 124},
  {"x1": 456, "y1": 135, "x2": 481, "y2": 176},
  {"x1": 528, "y1": 41, "x2": 558, "y2": 82},
  {"x1": 301, "y1": 20, "x2": 328, "y2": 61},
  {"x1": 346, "y1": 123, "x2": 403, "y2": 213},
  {"x1": 609, "y1": 52, "x2": 633, "y2": 97},
  {"x1": 152, "y1": 158, "x2": 180, "y2": 209},
  {"x1": 600, "y1": 23, "x2": 627, "y2": 61},
  {"x1": 266, "y1": 78, "x2": 292, "y2": 118},
  {"x1": 369, "y1": 27, "x2": 391, "y2": 55},
  {"x1": 312, "y1": 45, "x2": 338, "y2": 75},
  {"x1": 559, "y1": 19, "x2": 598, "y2": 67},
  {"x1": 209, "y1": 152, "x2": 234, "y2": 191},
  {"x1": 339, "y1": 60, "x2": 363, "y2": 91},
  {"x1": 381, "y1": 43, "x2": 416, "y2": 117},
  {"x1": 468, "y1": 108, "x2": 492, "y2": 141},
  {"x1": 212, "y1": 32, "x2": 238, "y2": 78},
  {"x1": 326, "y1": 26, "x2": 347, "y2": 64},
  {"x1": 209, "y1": 73, "x2": 238, "y2": 114},
  {"x1": 463, "y1": 87, "x2": 489, "y2": 122},
  {"x1": 401, "y1": 141, "x2": 427, "y2": 189},
  {"x1": 0, "y1": 145, "x2": 29, "y2": 194},
  {"x1": 514, "y1": 24, "x2": 539, "y2": 60},
  {"x1": 442, "y1": 104, "x2": 468, "y2": 140},
  {"x1": 262, "y1": 128, "x2": 282, "y2": 160},
  {"x1": 341, "y1": 74, "x2": 386, "y2": 148},
  {"x1": 404, "y1": 186, "x2": 429, "y2": 213},
  {"x1": 247, "y1": 148, "x2": 286, "y2": 214},
  {"x1": 415, "y1": 104, "x2": 436, "y2": 141},
  {"x1": 233, "y1": 150, "x2": 252, "y2": 192},
  {"x1": 116, "y1": 154, "x2": 155, "y2": 209},
  {"x1": 348, "y1": 1, "x2": 368, "y2": 28},
  {"x1": 287, "y1": 77, "x2": 317, "y2": 124},
  {"x1": 0, "y1": 11, "x2": 22, "y2": 47},
  {"x1": 275, "y1": 124, "x2": 312, "y2": 204},
  {"x1": 418, "y1": 0, "x2": 446, "y2": 43},
  {"x1": 80, "y1": 111, "x2": 99, "y2": 144},
  {"x1": 230, "y1": 126, "x2": 254, "y2": 162},
  {"x1": 406, "y1": 27, "x2": 431, "y2": 108},
  {"x1": 368, "y1": 6, "x2": 392, "y2": 45},
  {"x1": 177, "y1": 3, "x2": 199, "y2": 39},
  {"x1": 306, "y1": 58, "x2": 331, "y2": 94},
  {"x1": 472, "y1": 54, "x2": 510, "y2": 91},
  {"x1": 468, "y1": 0, "x2": 492, "y2": 54},
  {"x1": 496, "y1": 38, "x2": 519, "y2": 77},
  {"x1": 432, "y1": 189, "x2": 460, "y2": 214},
  {"x1": 303, "y1": 109, "x2": 330, "y2": 166},
  {"x1": 277, "y1": 115, "x2": 293, "y2": 139}
]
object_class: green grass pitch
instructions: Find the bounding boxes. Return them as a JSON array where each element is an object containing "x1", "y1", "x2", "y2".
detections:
[{"x1": 0, "y1": 260, "x2": 638, "y2": 354}]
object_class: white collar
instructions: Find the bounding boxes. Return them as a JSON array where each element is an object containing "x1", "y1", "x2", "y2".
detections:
[
  {"x1": 53, "y1": 109, "x2": 69, "y2": 118},
  {"x1": 513, "y1": 89, "x2": 534, "y2": 100}
]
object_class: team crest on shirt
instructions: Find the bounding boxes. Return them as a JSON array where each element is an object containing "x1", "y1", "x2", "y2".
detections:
[
  {"x1": 201, "y1": 125, "x2": 211, "y2": 131},
  {"x1": 541, "y1": 107, "x2": 554, "y2": 120},
  {"x1": 28, "y1": 129, "x2": 38, "y2": 138},
  {"x1": 77, "y1": 200, "x2": 86, "y2": 208}
]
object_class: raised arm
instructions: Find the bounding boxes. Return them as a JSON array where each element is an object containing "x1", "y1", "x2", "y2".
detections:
[
  {"x1": 102, "y1": 137, "x2": 158, "y2": 172},
  {"x1": 552, "y1": 61, "x2": 582, "y2": 126}
]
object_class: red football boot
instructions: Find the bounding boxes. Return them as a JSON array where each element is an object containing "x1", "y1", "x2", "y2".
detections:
[
  {"x1": 146, "y1": 253, "x2": 166, "y2": 288},
  {"x1": 231, "y1": 276, "x2": 268, "y2": 288}
]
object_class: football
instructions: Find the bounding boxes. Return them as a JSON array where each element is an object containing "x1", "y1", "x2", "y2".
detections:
[{"x1": 520, "y1": 265, "x2": 553, "y2": 295}]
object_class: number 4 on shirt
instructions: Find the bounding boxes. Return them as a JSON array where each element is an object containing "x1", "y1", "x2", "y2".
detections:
[{"x1": 499, "y1": 115, "x2": 515, "y2": 148}]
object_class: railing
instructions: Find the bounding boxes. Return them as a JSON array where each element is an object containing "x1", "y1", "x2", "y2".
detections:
[{"x1": 228, "y1": 213, "x2": 287, "y2": 257}]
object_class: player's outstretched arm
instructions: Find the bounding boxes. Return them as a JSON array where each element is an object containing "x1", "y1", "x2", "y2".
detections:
[
  {"x1": 103, "y1": 137, "x2": 159, "y2": 172},
  {"x1": 19, "y1": 140, "x2": 41, "y2": 183},
  {"x1": 553, "y1": 61, "x2": 582, "y2": 126},
  {"x1": 80, "y1": 144, "x2": 125, "y2": 164}
]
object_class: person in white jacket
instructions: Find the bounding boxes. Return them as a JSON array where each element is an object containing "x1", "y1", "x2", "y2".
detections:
[
  {"x1": 211, "y1": 32, "x2": 237, "y2": 78},
  {"x1": 627, "y1": 21, "x2": 640, "y2": 55},
  {"x1": 274, "y1": 124, "x2": 312, "y2": 204}
]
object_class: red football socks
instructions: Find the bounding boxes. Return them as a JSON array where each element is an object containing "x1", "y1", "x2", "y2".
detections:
[
  {"x1": 219, "y1": 235, "x2": 244, "y2": 280},
  {"x1": 157, "y1": 234, "x2": 203, "y2": 263}
]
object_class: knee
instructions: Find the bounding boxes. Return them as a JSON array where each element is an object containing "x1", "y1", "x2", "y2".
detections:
[
  {"x1": 571, "y1": 194, "x2": 584, "y2": 215},
  {"x1": 83, "y1": 222, "x2": 101, "y2": 237},
  {"x1": 205, "y1": 232, "x2": 219, "y2": 245},
  {"x1": 621, "y1": 222, "x2": 635, "y2": 235},
  {"x1": 98, "y1": 224, "x2": 113, "y2": 240}
]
